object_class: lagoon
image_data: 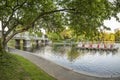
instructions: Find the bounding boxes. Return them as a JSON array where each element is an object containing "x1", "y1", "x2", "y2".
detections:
[{"x1": 33, "y1": 44, "x2": 120, "y2": 77}]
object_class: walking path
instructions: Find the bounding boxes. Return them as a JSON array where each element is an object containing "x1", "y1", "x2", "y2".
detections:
[{"x1": 9, "y1": 48, "x2": 120, "y2": 80}]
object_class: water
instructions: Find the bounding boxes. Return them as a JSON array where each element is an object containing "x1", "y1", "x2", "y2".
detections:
[{"x1": 33, "y1": 44, "x2": 120, "y2": 77}]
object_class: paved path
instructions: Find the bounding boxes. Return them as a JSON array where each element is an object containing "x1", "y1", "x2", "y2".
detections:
[{"x1": 9, "y1": 48, "x2": 120, "y2": 80}]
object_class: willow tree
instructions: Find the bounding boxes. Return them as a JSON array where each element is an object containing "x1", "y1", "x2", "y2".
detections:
[{"x1": 0, "y1": 0, "x2": 119, "y2": 53}]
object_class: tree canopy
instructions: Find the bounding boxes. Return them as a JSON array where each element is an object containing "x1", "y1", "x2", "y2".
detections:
[{"x1": 0, "y1": 0, "x2": 120, "y2": 50}]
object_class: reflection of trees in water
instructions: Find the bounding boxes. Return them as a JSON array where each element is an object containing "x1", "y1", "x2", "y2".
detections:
[
  {"x1": 67, "y1": 47, "x2": 82, "y2": 62},
  {"x1": 52, "y1": 45, "x2": 67, "y2": 56},
  {"x1": 33, "y1": 46, "x2": 45, "y2": 54},
  {"x1": 51, "y1": 45, "x2": 118, "y2": 61},
  {"x1": 52, "y1": 45, "x2": 85, "y2": 62}
]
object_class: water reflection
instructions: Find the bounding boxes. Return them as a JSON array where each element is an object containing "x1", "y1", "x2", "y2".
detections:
[
  {"x1": 67, "y1": 47, "x2": 80, "y2": 62},
  {"x1": 51, "y1": 45, "x2": 118, "y2": 62},
  {"x1": 51, "y1": 46, "x2": 66, "y2": 57},
  {"x1": 33, "y1": 45, "x2": 120, "y2": 77}
]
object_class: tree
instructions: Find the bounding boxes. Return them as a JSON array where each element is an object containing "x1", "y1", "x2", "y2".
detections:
[
  {"x1": 47, "y1": 32, "x2": 62, "y2": 42},
  {"x1": 0, "y1": 0, "x2": 120, "y2": 53},
  {"x1": 0, "y1": 0, "x2": 65, "y2": 51},
  {"x1": 60, "y1": 29, "x2": 73, "y2": 39},
  {"x1": 115, "y1": 30, "x2": 120, "y2": 42}
]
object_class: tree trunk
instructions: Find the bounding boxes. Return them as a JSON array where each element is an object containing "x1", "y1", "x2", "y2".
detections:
[{"x1": 0, "y1": 38, "x2": 7, "y2": 54}]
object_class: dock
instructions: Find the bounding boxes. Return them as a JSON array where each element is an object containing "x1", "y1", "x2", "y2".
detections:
[{"x1": 77, "y1": 43, "x2": 119, "y2": 51}]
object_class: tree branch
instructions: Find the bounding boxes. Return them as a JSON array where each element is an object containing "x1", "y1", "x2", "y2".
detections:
[
  {"x1": 32, "y1": 8, "x2": 75, "y2": 24},
  {"x1": 5, "y1": 18, "x2": 23, "y2": 37},
  {"x1": 1, "y1": 17, "x2": 4, "y2": 37},
  {"x1": 5, "y1": 24, "x2": 18, "y2": 37},
  {"x1": 5, "y1": 8, "x2": 75, "y2": 43},
  {"x1": 3, "y1": 0, "x2": 27, "y2": 29},
  {"x1": 5, "y1": 25, "x2": 31, "y2": 43}
]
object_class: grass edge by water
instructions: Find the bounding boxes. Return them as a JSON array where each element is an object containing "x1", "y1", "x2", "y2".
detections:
[{"x1": 0, "y1": 52, "x2": 56, "y2": 80}]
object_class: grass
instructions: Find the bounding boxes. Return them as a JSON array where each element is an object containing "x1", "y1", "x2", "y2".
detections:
[
  {"x1": 0, "y1": 52, "x2": 56, "y2": 80},
  {"x1": 7, "y1": 39, "x2": 15, "y2": 48}
]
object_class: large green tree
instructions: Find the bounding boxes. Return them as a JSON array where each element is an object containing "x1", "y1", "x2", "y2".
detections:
[{"x1": 0, "y1": 0, "x2": 120, "y2": 52}]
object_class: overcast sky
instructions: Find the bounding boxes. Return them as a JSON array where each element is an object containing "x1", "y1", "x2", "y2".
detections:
[{"x1": 104, "y1": 13, "x2": 120, "y2": 33}]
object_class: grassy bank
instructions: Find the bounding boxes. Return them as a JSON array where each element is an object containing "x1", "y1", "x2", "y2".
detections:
[{"x1": 0, "y1": 52, "x2": 56, "y2": 80}]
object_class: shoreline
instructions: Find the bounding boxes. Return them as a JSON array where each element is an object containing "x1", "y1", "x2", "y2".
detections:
[{"x1": 8, "y1": 47, "x2": 120, "y2": 80}]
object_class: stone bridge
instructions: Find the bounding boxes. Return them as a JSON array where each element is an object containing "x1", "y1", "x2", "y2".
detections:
[
  {"x1": 13, "y1": 32, "x2": 49, "y2": 50},
  {"x1": 0, "y1": 31, "x2": 50, "y2": 51}
]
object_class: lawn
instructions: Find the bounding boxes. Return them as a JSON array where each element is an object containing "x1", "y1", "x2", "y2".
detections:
[{"x1": 0, "y1": 52, "x2": 56, "y2": 80}]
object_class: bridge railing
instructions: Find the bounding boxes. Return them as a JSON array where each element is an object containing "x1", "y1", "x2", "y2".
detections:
[{"x1": 13, "y1": 34, "x2": 49, "y2": 40}]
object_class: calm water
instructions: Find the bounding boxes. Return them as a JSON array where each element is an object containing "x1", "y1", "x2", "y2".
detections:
[{"x1": 33, "y1": 44, "x2": 120, "y2": 77}]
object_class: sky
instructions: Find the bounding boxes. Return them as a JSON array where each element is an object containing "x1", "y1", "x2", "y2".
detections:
[{"x1": 104, "y1": 13, "x2": 120, "y2": 33}]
